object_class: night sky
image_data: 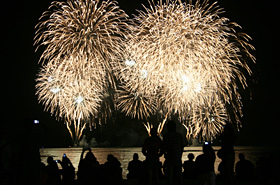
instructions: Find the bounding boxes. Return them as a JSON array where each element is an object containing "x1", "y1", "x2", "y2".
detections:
[{"x1": 1, "y1": 0, "x2": 279, "y2": 147}]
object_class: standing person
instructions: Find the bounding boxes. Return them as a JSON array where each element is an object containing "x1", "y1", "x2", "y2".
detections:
[
  {"x1": 163, "y1": 120, "x2": 184, "y2": 185},
  {"x1": 183, "y1": 153, "x2": 196, "y2": 179},
  {"x1": 46, "y1": 156, "x2": 62, "y2": 185},
  {"x1": 195, "y1": 143, "x2": 216, "y2": 185},
  {"x1": 77, "y1": 148, "x2": 99, "y2": 185},
  {"x1": 219, "y1": 123, "x2": 236, "y2": 185},
  {"x1": 142, "y1": 128, "x2": 164, "y2": 185},
  {"x1": 127, "y1": 153, "x2": 143, "y2": 180},
  {"x1": 235, "y1": 153, "x2": 255, "y2": 180},
  {"x1": 57, "y1": 154, "x2": 75, "y2": 185},
  {"x1": 103, "y1": 154, "x2": 123, "y2": 185}
]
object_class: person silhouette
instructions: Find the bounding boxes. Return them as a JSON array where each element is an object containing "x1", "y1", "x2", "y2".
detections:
[
  {"x1": 219, "y1": 123, "x2": 236, "y2": 185},
  {"x1": 142, "y1": 127, "x2": 164, "y2": 185},
  {"x1": 103, "y1": 154, "x2": 123, "y2": 185},
  {"x1": 235, "y1": 153, "x2": 255, "y2": 180},
  {"x1": 195, "y1": 143, "x2": 216, "y2": 185},
  {"x1": 183, "y1": 153, "x2": 196, "y2": 179},
  {"x1": 46, "y1": 156, "x2": 61, "y2": 185},
  {"x1": 127, "y1": 153, "x2": 143, "y2": 180},
  {"x1": 163, "y1": 120, "x2": 184, "y2": 185},
  {"x1": 57, "y1": 154, "x2": 75, "y2": 185},
  {"x1": 77, "y1": 148, "x2": 99, "y2": 184},
  {"x1": 217, "y1": 149, "x2": 226, "y2": 181}
]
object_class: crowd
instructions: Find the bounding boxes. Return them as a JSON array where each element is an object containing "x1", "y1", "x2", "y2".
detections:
[
  {"x1": 39, "y1": 149, "x2": 123, "y2": 185},
  {"x1": 36, "y1": 146, "x2": 280, "y2": 185},
  {"x1": 1, "y1": 120, "x2": 280, "y2": 185}
]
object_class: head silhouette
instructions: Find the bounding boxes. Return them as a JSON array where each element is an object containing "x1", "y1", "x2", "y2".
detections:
[
  {"x1": 85, "y1": 151, "x2": 96, "y2": 162},
  {"x1": 239, "y1": 153, "x2": 245, "y2": 160},
  {"x1": 133, "y1": 153, "x2": 139, "y2": 160},
  {"x1": 47, "y1": 156, "x2": 54, "y2": 165},
  {"x1": 107, "y1": 154, "x2": 114, "y2": 161},
  {"x1": 150, "y1": 128, "x2": 158, "y2": 137},
  {"x1": 167, "y1": 120, "x2": 176, "y2": 132},
  {"x1": 203, "y1": 144, "x2": 213, "y2": 155},
  {"x1": 188, "y1": 153, "x2": 195, "y2": 161}
]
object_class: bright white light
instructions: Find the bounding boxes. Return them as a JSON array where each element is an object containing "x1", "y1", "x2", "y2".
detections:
[
  {"x1": 209, "y1": 117, "x2": 215, "y2": 123},
  {"x1": 182, "y1": 85, "x2": 188, "y2": 91},
  {"x1": 125, "y1": 60, "x2": 136, "y2": 66},
  {"x1": 48, "y1": 76, "x2": 54, "y2": 83},
  {"x1": 182, "y1": 75, "x2": 190, "y2": 83},
  {"x1": 195, "y1": 83, "x2": 202, "y2": 92},
  {"x1": 181, "y1": 75, "x2": 189, "y2": 91},
  {"x1": 75, "y1": 95, "x2": 84, "y2": 104},
  {"x1": 50, "y1": 86, "x2": 60, "y2": 94},
  {"x1": 140, "y1": 69, "x2": 148, "y2": 79}
]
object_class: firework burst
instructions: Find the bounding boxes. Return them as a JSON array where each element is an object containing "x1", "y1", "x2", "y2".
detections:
[
  {"x1": 116, "y1": 84, "x2": 157, "y2": 119},
  {"x1": 182, "y1": 97, "x2": 228, "y2": 141},
  {"x1": 34, "y1": 0, "x2": 128, "y2": 66},
  {"x1": 35, "y1": 0, "x2": 128, "y2": 144},
  {"x1": 115, "y1": 0, "x2": 255, "y2": 139},
  {"x1": 36, "y1": 56, "x2": 105, "y2": 120}
]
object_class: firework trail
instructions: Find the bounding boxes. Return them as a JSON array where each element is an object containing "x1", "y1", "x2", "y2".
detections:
[
  {"x1": 115, "y1": 0, "x2": 255, "y2": 139},
  {"x1": 35, "y1": 0, "x2": 128, "y2": 144}
]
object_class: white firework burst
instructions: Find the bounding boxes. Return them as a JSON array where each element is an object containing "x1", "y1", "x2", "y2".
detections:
[
  {"x1": 35, "y1": 0, "x2": 128, "y2": 144},
  {"x1": 115, "y1": 0, "x2": 255, "y2": 138}
]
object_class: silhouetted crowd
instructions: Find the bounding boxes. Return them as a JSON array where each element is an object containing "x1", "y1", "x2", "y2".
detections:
[
  {"x1": 35, "y1": 146, "x2": 280, "y2": 185},
  {"x1": 1, "y1": 120, "x2": 280, "y2": 185},
  {"x1": 39, "y1": 149, "x2": 124, "y2": 185}
]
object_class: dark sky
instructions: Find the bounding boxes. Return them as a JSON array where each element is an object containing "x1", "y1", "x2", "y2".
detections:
[{"x1": 1, "y1": 0, "x2": 279, "y2": 146}]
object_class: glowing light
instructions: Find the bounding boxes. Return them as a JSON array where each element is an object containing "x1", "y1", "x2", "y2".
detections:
[
  {"x1": 125, "y1": 60, "x2": 136, "y2": 66},
  {"x1": 115, "y1": 0, "x2": 255, "y2": 139},
  {"x1": 182, "y1": 85, "x2": 188, "y2": 91},
  {"x1": 75, "y1": 95, "x2": 84, "y2": 104},
  {"x1": 194, "y1": 83, "x2": 202, "y2": 92},
  {"x1": 116, "y1": 85, "x2": 157, "y2": 119},
  {"x1": 140, "y1": 69, "x2": 148, "y2": 79},
  {"x1": 48, "y1": 76, "x2": 54, "y2": 83},
  {"x1": 50, "y1": 86, "x2": 60, "y2": 94},
  {"x1": 35, "y1": 0, "x2": 128, "y2": 144},
  {"x1": 181, "y1": 75, "x2": 190, "y2": 83},
  {"x1": 181, "y1": 75, "x2": 190, "y2": 91},
  {"x1": 34, "y1": 0, "x2": 255, "y2": 141}
]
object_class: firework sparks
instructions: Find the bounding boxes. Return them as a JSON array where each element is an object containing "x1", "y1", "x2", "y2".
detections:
[
  {"x1": 34, "y1": 0, "x2": 255, "y2": 141},
  {"x1": 115, "y1": 0, "x2": 255, "y2": 139},
  {"x1": 116, "y1": 84, "x2": 157, "y2": 120},
  {"x1": 35, "y1": 0, "x2": 128, "y2": 144},
  {"x1": 182, "y1": 97, "x2": 228, "y2": 141},
  {"x1": 34, "y1": 0, "x2": 128, "y2": 66},
  {"x1": 36, "y1": 56, "x2": 105, "y2": 120}
]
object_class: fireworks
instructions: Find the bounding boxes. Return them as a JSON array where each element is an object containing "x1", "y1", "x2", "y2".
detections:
[
  {"x1": 182, "y1": 97, "x2": 228, "y2": 141},
  {"x1": 116, "y1": 85, "x2": 157, "y2": 119},
  {"x1": 35, "y1": 0, "x2": 255, "y2": 142},
  {"x1": 34, "y1": 0, "x2": 128, "y2": 66},
  {"x1": 115, "y1": 0, "x2": 255, "y2": 139},
  {"x1": 35, "y1": 0, "x2": 128, "y2": 144}
]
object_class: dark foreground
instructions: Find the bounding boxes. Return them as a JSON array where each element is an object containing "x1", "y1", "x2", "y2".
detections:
[{"x1": 124, "y1": 178, "x2": 259, "y2": 185}]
